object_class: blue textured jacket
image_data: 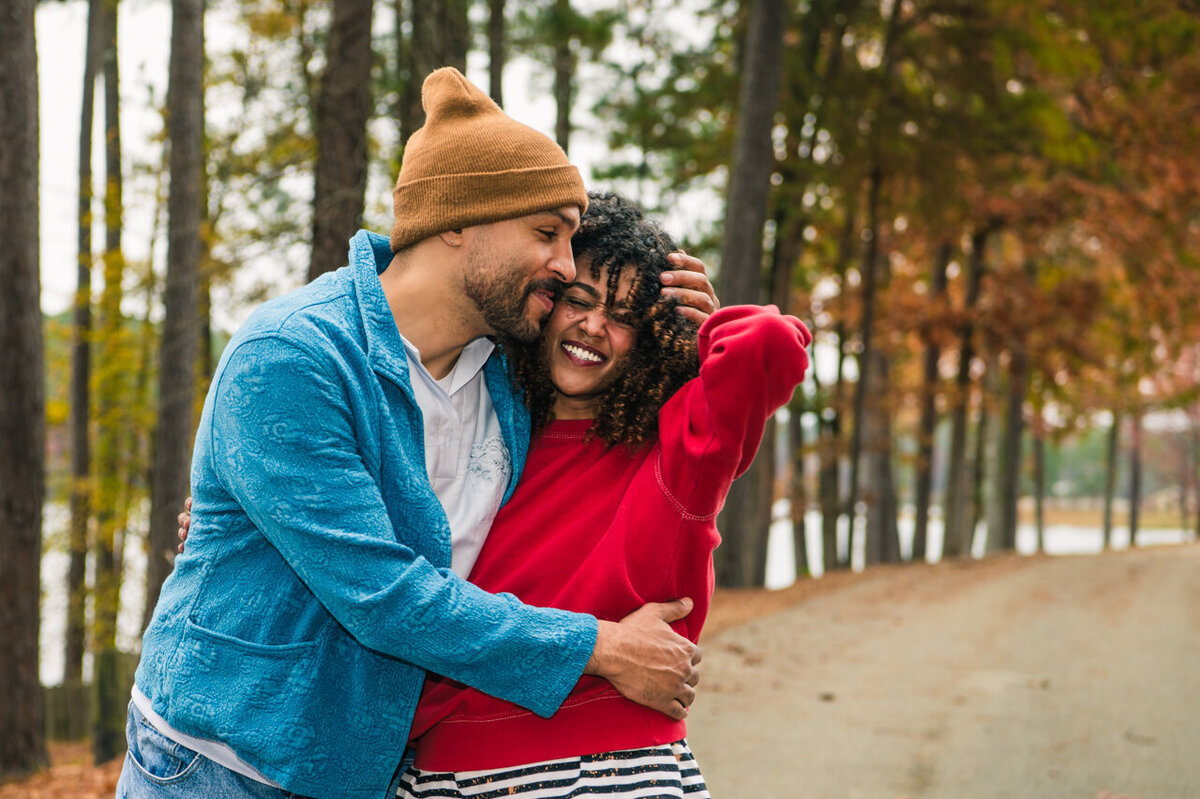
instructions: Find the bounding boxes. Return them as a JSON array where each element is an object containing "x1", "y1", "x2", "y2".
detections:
[{"x1": 135, "y1": 230, "x2": 598, "y2": 798}]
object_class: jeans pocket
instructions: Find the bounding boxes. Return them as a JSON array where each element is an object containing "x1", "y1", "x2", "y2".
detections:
[{"x1": 127, "y1": 716, "x2": 204, "y2": 784}]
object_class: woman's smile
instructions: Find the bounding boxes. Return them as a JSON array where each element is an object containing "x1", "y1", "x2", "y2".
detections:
[{"x1": 560, "y1": 340, "x2": 608, "y2": 366}]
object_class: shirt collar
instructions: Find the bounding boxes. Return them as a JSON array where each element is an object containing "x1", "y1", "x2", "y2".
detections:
[{"x1": 401, "y1": 333, "x2": 496, "y2": 397}]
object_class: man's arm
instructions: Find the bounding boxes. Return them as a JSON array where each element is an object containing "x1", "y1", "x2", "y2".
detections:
[{"x1": 178, "y1": 501, "x2": 700, "y2": 718}]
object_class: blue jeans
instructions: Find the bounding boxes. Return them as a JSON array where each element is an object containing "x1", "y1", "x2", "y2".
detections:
[{"x1": 116, "y1": 702, "x2": 307, "y2": 798}]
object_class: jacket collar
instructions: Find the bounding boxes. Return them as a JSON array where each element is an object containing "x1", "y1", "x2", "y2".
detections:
[
  {"x1": 483, "y1": 349, "x2": 529, "y2": 503},
  {"x1": 349, "y1": 230, "x2": 413, "y2": 389}
]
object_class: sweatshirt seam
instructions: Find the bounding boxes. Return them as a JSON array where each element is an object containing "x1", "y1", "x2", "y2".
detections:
[
  {"x1": 654, "y1": 452, "x2": 717, "y2": 522},
  {"x1": 433, "y1": 690, "x2": 625, "y2": 727}
]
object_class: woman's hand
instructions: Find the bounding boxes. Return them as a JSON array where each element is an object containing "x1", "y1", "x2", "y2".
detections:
[
  {"x1": 176, "y1": 496, "x2": 192, "y2": 554},
  {"x1": 660, "y1": 252, "x2": 719, "y2": 325}
]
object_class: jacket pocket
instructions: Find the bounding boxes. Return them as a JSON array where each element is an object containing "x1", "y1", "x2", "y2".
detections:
[{"x1": 166, "y1": 618, "x2": 323, "y2": 773}]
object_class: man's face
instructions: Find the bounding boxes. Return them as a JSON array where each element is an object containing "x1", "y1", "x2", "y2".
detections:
[{"x1": 462, "y1": 207, "x2": 580, "y2": 343}]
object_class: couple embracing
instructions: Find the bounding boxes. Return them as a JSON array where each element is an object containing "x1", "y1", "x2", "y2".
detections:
[{"x1": 119, "y1": 68, "x2": 811, "y2": 799}]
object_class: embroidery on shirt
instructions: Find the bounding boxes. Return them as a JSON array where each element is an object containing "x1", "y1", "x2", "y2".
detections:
[{"x1": 467, "y1": 436, "x2": 511, "y2": 485}]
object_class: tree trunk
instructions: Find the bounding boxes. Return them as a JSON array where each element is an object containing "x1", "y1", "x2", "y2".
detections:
[
  {"x1": 1128, "y1": 411, "x2": 1143, "y2": 547},
  {"x1": 971, "y1": 399, "x2": 989, "y2": 555},
  {"x1": 913, "y1": 241, "x2": 950, "y2": 562},
  {"x1": 983, "y1": 359, "x2": 1004, "y2": 555},
  {"x1": 396, "y1": 0, "x2": 415, "y2": 141},
  {"x1": 715, "y1": 0, "x2": 784, "y2": 306},
  {"x1": 998, "y1": 337, "x2": 1027, "y2": 550},
  {"x1": 92, "y1": 0, "x2": 128, "y2": 763},
  {"x1": 66, "y1": 0, "x2": 103, "y2": 685},
  {"x1": 93, "y1": 0, "x2": 125, "y2": 651},
  {"x1": 763, "y1": 202, "x2": 811, "y2": 578},
  {"x1": 943, "y1": 389, "x2": 970, "y2": 558},
  {"x1": 766, "y1": 206, "x2": 809, "y2": 578},
  {"x1": 135, "y1": 141, "x2": 167, "y2": 582},
  {"x1": 713, "y1": 0, "x2": 786, "y2": 588},
  {"x1": 551, "y1": 0, "x2": 574, "y2": 153},
  {"x1": 488, "y1": 0, "x2": 506, "y2": 106},
  {"x1": 942, "y1": 226, "x2": 989, "y2": 557},
  {"x1": 818, "y1": 204, "x2": 856, "y2": 571},
  {"x1": 191, "y1": 143, "x2": 215, "y2": 382},
  {"x1": 814, "y1": 363, "x2": 841, "y2": 571},
  {"x1": 1179, "y1": 441, "x2": 1190, "y2": 536},
  {"x1": 401, "y1": 0, "x2": 469, "y2": 145},
  {"x1": 0, "y1": 0, "x2": 47, "y2": 775},
  {"x1": 856, "y1": 170, "x2": 899, "y2": 566},
  {"x1": 1032, "y1": 410, "x2": 1046, "y2": 552},
  {"x1": 862, "y1": 347, "x2": 900, "y2": 566},
  {"x1": 789, "y1": 406, "x2": 809, "y2": 577},
  {"x1": 1192, "y1": 408, "x2": 1200, "y2": 540},
  {"x1": 147, "y1": 0, "x2": 206, "y2": 633},
  {"x1": 1102, "y1": 412, "x2": 1121, "y2": 549},
  {"x1": 994, "y1": 261, "x2": 1036, "y2": 552},
  {"x1": 310, "y1": 0, "x2": 374, "y2": 280},
  {"x1": 846, "y1": 166, "x2": 882, "y2": 555}
]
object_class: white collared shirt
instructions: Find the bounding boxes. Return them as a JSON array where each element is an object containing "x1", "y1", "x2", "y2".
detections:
[{"x1": 403, "y1": 335, "x2": 512, "y2": 578}]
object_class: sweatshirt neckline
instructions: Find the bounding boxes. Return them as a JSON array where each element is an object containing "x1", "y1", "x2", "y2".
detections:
[{"x1": 541, "y1": 418, "x2": 595, "y2": 439}]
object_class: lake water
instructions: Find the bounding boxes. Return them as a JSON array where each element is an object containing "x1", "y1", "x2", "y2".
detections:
[
  {"x1": 764, "y1": 499, "x2": 1194, "y2": 587},
  {"x1": 38, "y1": 501, "x2": 1196, "y2": 685},
  {"x1": 39, "y1": 502, "x2": 147, "y2": 686}
]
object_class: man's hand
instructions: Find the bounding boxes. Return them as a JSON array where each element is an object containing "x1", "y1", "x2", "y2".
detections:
[
  {"x1": 584, "y1": 598, "x2": 702, "y2": 721},
  {"x1": 176, "y1": 497, "x2": 192, "y2": 554},
  {"x1": 660, "y1": 252, "x2": 719, "y2": 326}
]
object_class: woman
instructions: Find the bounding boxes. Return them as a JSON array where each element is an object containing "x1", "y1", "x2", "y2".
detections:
[{"x1": 398, "y1": 191, "x2": 812, "y2": 798}]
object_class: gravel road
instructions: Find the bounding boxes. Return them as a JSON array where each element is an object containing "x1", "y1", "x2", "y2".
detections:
[{"x1": 688, "y1": 543, "x2": 1200, "y2": 799}]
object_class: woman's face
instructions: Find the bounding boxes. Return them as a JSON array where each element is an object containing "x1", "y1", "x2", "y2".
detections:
[{"x1": 543, "y1": 256, "x2": 639, "y2": 420}]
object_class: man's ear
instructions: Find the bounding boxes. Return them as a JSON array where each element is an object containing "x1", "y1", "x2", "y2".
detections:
[{"x1": 437, "y1": 230, "x2": 464, "y2": 247}]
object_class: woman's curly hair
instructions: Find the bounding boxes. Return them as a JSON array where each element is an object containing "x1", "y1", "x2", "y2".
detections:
[{"x1": 505, "y1": 190, "x2": 700, "y2": 450}]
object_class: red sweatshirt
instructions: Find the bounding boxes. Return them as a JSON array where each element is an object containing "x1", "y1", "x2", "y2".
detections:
[{"x1": 408, "y1": 305, "x2": 812, "y2": 771}]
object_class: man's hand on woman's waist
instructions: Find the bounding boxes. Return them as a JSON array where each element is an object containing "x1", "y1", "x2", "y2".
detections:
[{"x1": 584, "y1": 598, "x2": 702, "y2": 721}]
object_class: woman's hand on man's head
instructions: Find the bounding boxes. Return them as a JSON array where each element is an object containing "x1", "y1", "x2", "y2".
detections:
[{"x1": 660, "y1": 252, "x2": 719, "y2": 325}]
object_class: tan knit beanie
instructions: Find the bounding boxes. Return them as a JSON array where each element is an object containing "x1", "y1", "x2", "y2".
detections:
[{"x1": 390, "y1": 67, "x2": 588, "y2": 252}]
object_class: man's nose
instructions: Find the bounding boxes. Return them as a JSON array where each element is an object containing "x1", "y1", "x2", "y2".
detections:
[{"x1": 550, "y1": 240, "x2": 576, "y2": 282}]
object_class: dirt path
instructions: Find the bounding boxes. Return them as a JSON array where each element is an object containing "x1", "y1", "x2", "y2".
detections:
[{"x1": 689, "y1": 543, "x2": 1200, "y2": 799}]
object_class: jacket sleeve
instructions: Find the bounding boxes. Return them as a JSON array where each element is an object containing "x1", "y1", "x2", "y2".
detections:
[
  {"x1": 205, "y1": 335, "x2": 596, "y2": 718},
  {"x1": 655, "y1": 305, "x2": 812, "y2": 519}
]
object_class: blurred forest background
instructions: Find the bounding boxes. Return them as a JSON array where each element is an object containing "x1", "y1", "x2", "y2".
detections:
[{"x1": 3, "y1": 0, "x2": 1200, "y2": 782}]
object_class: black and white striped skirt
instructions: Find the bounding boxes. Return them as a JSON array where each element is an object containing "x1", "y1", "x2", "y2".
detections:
[{"x1": 396, "y1": 740, "x2": 711, "y2": 798}]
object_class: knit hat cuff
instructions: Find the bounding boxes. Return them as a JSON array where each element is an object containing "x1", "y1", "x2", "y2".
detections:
[{"x1": 390, "y1": 164, "x2": 588, "y2": 251}]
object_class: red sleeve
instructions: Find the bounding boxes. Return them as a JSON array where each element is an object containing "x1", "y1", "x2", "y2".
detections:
[{"x1": 655, "y1": 304, "x2": 812, "y2": 518}]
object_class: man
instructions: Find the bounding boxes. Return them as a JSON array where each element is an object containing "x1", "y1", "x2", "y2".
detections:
[{"x1": 119, "y1": 68, "x2": 715, "y2": 799}]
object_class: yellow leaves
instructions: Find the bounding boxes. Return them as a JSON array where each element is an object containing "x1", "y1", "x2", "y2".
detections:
[
  {"x1": 242, "y1": 6, "x2": 302, "y2": 41},
  {"x1": 45, "y1": 398, "x2": 69, "y2": 427}
]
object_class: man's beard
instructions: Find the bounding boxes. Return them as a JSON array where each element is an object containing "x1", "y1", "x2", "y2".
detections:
[{"x1": 464, "y1": 254, "x2": 560, "y2": 343}]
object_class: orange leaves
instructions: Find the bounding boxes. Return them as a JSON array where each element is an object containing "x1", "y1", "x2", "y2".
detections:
[{"x1": 0, "y1": 743, "x2": 122, "y2": 799}]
